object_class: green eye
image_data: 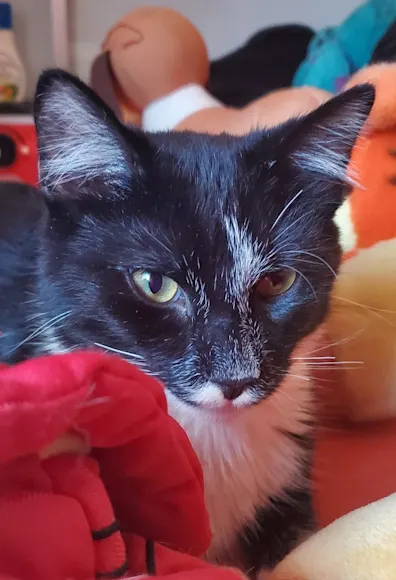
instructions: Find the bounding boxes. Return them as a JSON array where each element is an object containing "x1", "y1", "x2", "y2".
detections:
[{"x1": 132, "y1": 270, "x2": 179, "y2": 303}]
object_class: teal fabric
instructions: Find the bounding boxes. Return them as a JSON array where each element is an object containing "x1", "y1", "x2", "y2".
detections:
[{"x1": 293, "y1": 0, "x2": 396, "y2": 92}]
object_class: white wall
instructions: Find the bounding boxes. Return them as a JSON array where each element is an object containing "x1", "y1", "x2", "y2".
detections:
[
  {"x1": 11, "y1": 0, "x2": 53, "y2": 99},
  {"x1": 13, "y1": 0, "x2": 363, "y2": 98}
]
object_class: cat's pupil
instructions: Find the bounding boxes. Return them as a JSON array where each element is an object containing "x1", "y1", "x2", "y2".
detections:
[
  {"x1": 148, "y1": 273, "x2": 164, "y2": 294},
  {"x1": 269, "y1": 272, "x2": 285, "y2": 288}
]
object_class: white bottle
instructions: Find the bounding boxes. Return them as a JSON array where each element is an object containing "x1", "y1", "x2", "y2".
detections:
[{"x1": 0, "y1": 2, "x2": 26, "y2": 102}]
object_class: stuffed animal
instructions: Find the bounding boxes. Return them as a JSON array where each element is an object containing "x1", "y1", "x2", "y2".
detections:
[
  {"x1": 330, "y1": 62, "x2": 396, "y2": 423},
  {"x1": 100, "y1": 6, "x2": 330, "y2": 134},
  {"x1": 100, "y1": 6, "x2": 210, "y2": 128},
  {"x1": 292, "y1": 0, "x2": 396, "y2": 92},
  {"x1": 310, "y1": 62, "x2": 396, "y2": 531},
  {"x1": 270, "y1": 493, "x2": 396, "y2": 580}
]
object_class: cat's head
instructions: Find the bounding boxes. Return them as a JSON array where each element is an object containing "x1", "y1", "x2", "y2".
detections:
[{"x1": 34, "y1": 70, "x2": 373, "y2": 411}]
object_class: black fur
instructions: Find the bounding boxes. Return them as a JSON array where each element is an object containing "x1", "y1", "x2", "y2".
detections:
[
  {"x1": 0, "y1": 183, "x2": 46, "y2": 362},
  {"x1": 241, "y1": 485, "x2": 315, "y2": 574},
  {"x1": 0, "y1": 70, "x2": 374, "y2": 573}
]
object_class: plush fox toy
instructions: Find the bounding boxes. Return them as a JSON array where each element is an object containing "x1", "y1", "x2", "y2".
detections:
[{"x1": 335, "y1": 62, "x2": 396, "y2": 256}]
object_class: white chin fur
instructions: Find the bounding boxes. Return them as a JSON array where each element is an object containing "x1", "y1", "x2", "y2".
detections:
[
  {"x1": 165, "y1": 330, "x2": 322, "y2": 563},
  {"x1": 189, "y1": 381, "x2": 257, "y2": 410}
]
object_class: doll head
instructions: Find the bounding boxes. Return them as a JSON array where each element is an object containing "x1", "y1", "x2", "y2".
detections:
[{"x1": 103, "y1": 6, "x2": 209, "y2": 110}]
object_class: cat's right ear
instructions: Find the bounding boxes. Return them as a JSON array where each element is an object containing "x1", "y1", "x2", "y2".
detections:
[{"x1": 34, "y1": 68, "x2": 146, "y2": 199}]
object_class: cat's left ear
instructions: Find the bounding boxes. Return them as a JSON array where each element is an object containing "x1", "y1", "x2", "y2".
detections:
[
  {"x1": 34, "y1": 68, "x2": 145, "y2": 198},
  {"x1": 287, "y1": 84, "x2": 375, "y2": 186}
]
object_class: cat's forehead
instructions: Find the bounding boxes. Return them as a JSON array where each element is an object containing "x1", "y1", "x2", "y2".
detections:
[
  {"x1": 153, "y1": 131, "x2": 243, "y2": 208},
  {"x1": 176, "y1": 207, "x2": 270, "y2": 310}
]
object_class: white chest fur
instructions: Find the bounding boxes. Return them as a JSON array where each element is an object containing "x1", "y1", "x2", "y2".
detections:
[{"x1": 166, "y1": 357, "x2": 314, "y2": 562}]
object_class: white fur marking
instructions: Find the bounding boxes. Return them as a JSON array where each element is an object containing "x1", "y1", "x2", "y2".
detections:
[
  {"x1": 224, "y1": 214, "x2": 268, "y2": 305},
  {"x1": 166, "y1": 332, "x2": 320, "y2": 562},
  {"x1": 190, "y1": 381, "x2": 257, "y2": 410},
  {"x1": 182, "y1": 254, "x2": 210, "y2": 315},
  {"x1": 190, "y1": 382, "x2": 225, "y2": 408}
]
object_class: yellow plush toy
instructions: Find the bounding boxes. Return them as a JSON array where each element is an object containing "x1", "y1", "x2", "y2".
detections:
[{"x1": 270, "y1": 493, "x2": 396, "y2": 580}]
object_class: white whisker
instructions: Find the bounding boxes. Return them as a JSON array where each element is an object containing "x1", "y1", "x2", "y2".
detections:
[
  {"x1": 269, "y1": 189, "x2": 304, "y2": 233},
  {"x1": 25, "y1": 311, "x2": 47, "y2": 322},
  {"x1": 272, "y1": 209, "x2": 316, "y2": 243},
  {"x1": 292, "y1": 356, "x2": 336, "y2": 361},
  {"x1": 302, "y1": 367, "x2": 361, "y2": 371},
  {"x1": 279, "y1": 263, "x2": 317, "y2": 301},
  {"x1": 94, "y1": 342, "x2": 161, "y2": 378},
  {"x1": 284, "y1": 250, "x2": 337, "y2": 277},
  {"x1": 334, "y1": 294, "x2": 396, "y2": 315},
  {"x1": 7, "y1": 311, "x2": 72, "y2": 355},
  {"x1": 295, "y1": 355, "x2": 364, "y2": 369},
  {"x1": 333, "y1": 296, "x2": 396, "y2": 331},
  {"x1": 300, "y1": 322, "x2": 369, "y2": 356},
  {"x1": 303, "y1": 362, "x2": 363, "y2": 367},
  {"x1": 284, "y1": 372, "x2": 311, "y2": 382},
  {"x1": 93, "y1": 342, "x2": 144, "y2": 360}
]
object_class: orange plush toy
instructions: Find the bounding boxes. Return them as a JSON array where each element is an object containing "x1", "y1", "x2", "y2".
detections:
[
  {"x1": 335, "y1": 62, "x2": 396, "y2": 256},
  {"x1": 312, "y1": 62, "x2": 396, "y2": 529},
  {"x1": 101, "y1": 6, "x2": 330, "y2": 134}
]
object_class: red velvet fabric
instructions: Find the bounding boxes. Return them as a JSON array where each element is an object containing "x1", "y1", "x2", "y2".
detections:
[{"x1": 0, "y1": 352, "x2": 240, "y2": 580}]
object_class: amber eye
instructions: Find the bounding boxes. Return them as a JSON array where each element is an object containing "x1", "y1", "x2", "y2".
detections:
[
  {"x1": 132, "y1": 270, "x2": 179, "y2": 303},
  {"x1": 256, "y1": 270, "x2": 297, "y2": 297}
]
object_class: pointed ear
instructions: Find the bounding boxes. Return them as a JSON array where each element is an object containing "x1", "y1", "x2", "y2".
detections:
[
  {"x1": 289, "y1": 84, "x2": 375, "y2": 185},
  {"x1": 34, "y1": 69, "x2": 142, "y2": 198}
]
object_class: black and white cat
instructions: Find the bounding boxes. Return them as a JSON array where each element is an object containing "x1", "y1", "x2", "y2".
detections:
[{"x1": 0, "y1": 70, "x2": 374, "y2": 576}]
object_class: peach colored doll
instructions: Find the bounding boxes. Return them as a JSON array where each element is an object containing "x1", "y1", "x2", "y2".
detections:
[
  {"x1": 102, "y1": 6, "x2": 209, "y2": 128},
  {"x1": 103, "y1": 6, "x2": 331, "y2": 134}
]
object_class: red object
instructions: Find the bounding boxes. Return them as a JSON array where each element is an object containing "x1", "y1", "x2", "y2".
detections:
[
  {"x1": 311, "y1": 347, "x2": 396, "y2": 529},
  {"x1": 0, "y1": 112, "x2": 38, "y2": 185},
  {"x1": 0, "y1": 352, "x2": 240, "y2": 580},
  {"x1": 314, "y1": 417, "x2": 396, "y2": 527}
]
